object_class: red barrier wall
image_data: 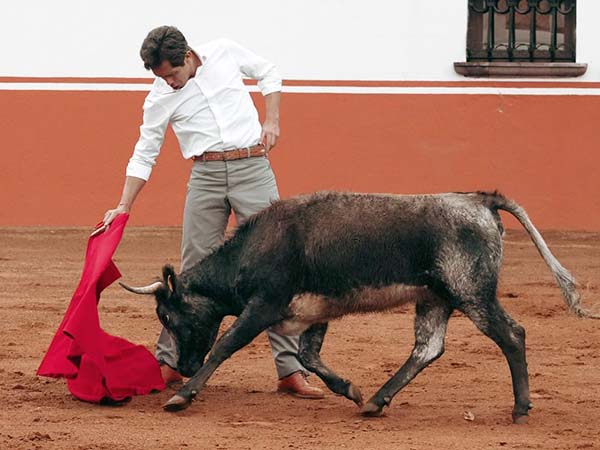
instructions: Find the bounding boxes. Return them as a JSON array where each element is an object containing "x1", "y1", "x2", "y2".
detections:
[{"x1": 1, "y1": 88, "x2": 599, "y2": 229}]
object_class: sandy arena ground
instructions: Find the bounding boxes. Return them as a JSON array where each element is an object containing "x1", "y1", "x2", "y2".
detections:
[{"x1": 0, "y1": 226, "x2": 599, "y2": 450}]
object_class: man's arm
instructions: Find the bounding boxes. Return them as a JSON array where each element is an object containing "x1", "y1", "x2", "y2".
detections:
[
  {"x1": 222, "y1": 39, "x2": 282, "y2": 151},
  {"x1": 92, "y1": 176, "x2": 146, "y2": 235},
  {"x1": 223, "y1": 39, "x2": 282, "y2": 96},
  {"x1": 104, "y1": 176, "x2": 146, "y2": 223},
  {"x1": 262, "y1": 92, "x2": 280, "y2": 152}
]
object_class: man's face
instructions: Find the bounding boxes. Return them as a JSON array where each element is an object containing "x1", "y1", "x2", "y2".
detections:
[{"x1": 152, "y1": 51, "x2": 196, "y2": 90}]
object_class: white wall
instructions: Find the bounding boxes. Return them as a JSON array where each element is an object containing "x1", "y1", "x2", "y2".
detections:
[{"x1": 2, "y1": 0, "x2": 598, "y2": 81}]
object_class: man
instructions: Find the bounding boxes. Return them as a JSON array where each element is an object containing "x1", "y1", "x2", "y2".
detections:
[{"x1": 98, "y1": 26, "x2": 323, "y2": 399}]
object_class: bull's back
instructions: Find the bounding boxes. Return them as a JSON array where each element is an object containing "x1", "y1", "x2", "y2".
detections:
[{"x1": 289, "y1": 192, "x2": 501, "y2": 295}]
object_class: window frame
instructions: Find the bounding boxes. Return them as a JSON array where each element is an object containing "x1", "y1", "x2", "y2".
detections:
[{"x1": 455, "y1": 0, "x2": 587, "y2": 77}]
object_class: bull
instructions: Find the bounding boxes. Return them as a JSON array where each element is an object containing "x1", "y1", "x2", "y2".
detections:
[{"x1": 121, "y1": 191, "x2": 598, "y2": 423}]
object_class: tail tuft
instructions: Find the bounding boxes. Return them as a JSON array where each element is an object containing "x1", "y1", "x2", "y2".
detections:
[{"x1": 490, "y1": 194, "x2": 599, "y2": 319}]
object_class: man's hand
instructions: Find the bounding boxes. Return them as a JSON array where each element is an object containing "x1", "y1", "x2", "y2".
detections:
[
  {"x1": 262, "y1": 92, "x2": 281, "y2": 152},
  {"x1": 90, "y1": 204, "x2": 130, "y2": 237},
  {"x1": 91, "y1": 176, "x2": 146, "y2": 237},
  {"x1": 261, "y1": 119, "x2": 280, "y2": 152}
]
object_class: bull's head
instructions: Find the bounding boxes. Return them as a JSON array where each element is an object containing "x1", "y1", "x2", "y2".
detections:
[{"x1": 120, "y1": 265, "x2": 223, "y2": 378}]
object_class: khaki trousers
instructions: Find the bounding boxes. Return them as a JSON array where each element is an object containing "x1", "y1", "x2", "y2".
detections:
[{"x1": 156, "y1": 156, "x2": 305, "y2": 379}]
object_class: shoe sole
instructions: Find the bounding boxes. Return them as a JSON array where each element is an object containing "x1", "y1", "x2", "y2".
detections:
[{"x1": 277, "y1": 388, "x2": 324, "y2": 399}]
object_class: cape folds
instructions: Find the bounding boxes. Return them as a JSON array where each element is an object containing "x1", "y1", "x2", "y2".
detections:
[{"x1": 37, "y1": 214, "x2": 165, "y2": 402}]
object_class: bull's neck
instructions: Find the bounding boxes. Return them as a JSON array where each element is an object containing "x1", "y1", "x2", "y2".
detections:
[{"x1": 182, "y1": 240, "x2": 243, "y2": 312}]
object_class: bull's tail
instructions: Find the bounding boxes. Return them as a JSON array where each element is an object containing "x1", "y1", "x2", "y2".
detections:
[{"x1": 483, "y1": 192, "x2": 599, "y2": 319}]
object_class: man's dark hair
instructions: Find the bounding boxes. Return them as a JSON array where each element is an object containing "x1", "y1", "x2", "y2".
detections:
[{"x1": 140, "y1": 26, "x2": 189, "y2": 70}]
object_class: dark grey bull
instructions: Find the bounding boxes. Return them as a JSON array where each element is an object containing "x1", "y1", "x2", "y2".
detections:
[{"x1": 121, "y1": 191, "x2": 598, "y2": 423}]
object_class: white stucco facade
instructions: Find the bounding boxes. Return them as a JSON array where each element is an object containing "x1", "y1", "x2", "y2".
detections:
[{"x1": 2, "y1": 0, "x2": 598, "y2": 81}]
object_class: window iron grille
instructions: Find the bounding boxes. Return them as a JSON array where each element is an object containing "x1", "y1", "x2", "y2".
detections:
[{"x1": 467, "y1": 0, "x2": 576, "y2": 62}]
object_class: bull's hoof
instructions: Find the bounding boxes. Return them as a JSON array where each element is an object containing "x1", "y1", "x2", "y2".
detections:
[
  {"x1": 512, "y1": 414, "x2": 529, "y2": 425},
  {"x1": 163, "y1": 394, "x2": 191, "y2": 412},
  {"x1": 512, "y1": 402, "x2": 532, "y2": 424},
  {"x1": 346, "y1": 383, "x2": 363, "y2": 407},
  {"x1": 360, "y1": 401, "x2": 384, "y2": 417}
]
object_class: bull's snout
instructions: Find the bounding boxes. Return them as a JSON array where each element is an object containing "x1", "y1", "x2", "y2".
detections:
[{"x1": 178, "y1": 367, "x2": 195, "y2": 378}]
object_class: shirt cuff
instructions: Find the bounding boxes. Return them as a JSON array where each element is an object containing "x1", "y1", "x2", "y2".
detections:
[
  {"x1": 260, "y1": 85, "x2": 282, "y2": 96},
  {"x1": 126, "y1": 161, "x2": 152, "y2": 181}
]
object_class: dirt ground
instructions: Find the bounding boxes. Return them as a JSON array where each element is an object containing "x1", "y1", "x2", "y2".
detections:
[{"x1": 0, "y1": 226, "x2": 599, "y2": 450}]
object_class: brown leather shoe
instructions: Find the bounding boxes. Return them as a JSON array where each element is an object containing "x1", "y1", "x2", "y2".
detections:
[
  {"x1": 277, "y1": 371, "x2": 324, "y2": 399},
  {"x1": 160, "y1": 364, "x2": 183, "y2": 386}
]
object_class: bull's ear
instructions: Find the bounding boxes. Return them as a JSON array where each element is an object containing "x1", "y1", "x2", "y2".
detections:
[{"x1": 162, "y1": 264, "x2": 179, "y2": 297}]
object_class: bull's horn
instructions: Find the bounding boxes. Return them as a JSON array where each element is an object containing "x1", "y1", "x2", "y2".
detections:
[{"x1": 119, "y1": 281, "x2": 163, "y2": 295}]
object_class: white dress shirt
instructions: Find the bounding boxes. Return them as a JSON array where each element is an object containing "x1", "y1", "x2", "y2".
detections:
[{"x1": 126, "y1": 38, "x2": 282, "y2": 181}]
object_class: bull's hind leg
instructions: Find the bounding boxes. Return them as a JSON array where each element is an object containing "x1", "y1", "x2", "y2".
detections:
[
  {"x1": 361, "y1": 296, "x2": 453, "y2": 417},
  {"x1": 459, "y1": 299, "x2": 531, "y2": 424},
  {"x1": 298, "y1": 323, "x2": 363, "y2": 406}
]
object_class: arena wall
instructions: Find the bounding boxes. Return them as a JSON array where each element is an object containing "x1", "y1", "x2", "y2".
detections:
[{"x1": 1, "y1": 1, "x2": 599, "y2": 229}]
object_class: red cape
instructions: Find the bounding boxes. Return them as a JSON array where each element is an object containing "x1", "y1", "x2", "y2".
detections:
[{"x1": 37, "y1": 214, "x2": 165, "y2": 402}]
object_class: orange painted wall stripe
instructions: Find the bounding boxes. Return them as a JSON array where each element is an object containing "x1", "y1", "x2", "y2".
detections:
[{"x1": 1, "y1": 90, "x2": 599, "y2": 230}]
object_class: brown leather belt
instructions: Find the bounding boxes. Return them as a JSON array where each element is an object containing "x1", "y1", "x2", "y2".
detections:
[{"x1": 192, "y1": 144, "x2": 266, "y2": 162}]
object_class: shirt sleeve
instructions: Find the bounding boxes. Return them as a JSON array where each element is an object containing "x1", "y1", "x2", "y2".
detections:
[
  {"x1": 126, "y1": 98, "x2": 170, "y2": 181},
  {"x1": 223, "y1": 39, "x2": 282, "y2": 96}
]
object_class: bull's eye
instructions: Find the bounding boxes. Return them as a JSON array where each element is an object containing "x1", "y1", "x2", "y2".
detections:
[{"x1": 164, "y1": 314, "x2": 170, "y2": 325}]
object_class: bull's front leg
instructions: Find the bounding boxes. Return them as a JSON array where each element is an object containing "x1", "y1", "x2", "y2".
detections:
[{"x1": 163, "y1": 297, "x2": 283, "y2": 412}]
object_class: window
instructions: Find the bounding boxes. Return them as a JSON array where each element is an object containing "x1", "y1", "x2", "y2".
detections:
[{"x1": 455, "y1": 0, "x2": 586, "y2": 77}]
